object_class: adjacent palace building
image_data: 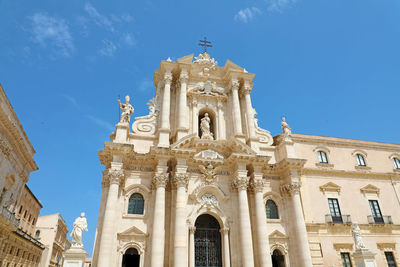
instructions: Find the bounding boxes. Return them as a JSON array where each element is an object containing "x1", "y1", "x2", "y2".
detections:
[{"x1": 92, "y1": 52, "x2": 400, "y2": 267}]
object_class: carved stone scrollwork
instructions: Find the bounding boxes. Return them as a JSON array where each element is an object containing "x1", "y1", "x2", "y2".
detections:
[
  {"x1": 132, "y1": 96, "x2": 160, "y2": 136},
  {"x1": 152, "y1": 173, "x2": 169, "y2": 188},
  {"x1": 199, "y1": 164, "x2": 221, "y2": 185},
  {"x1": 280, "y1": 182, "x2": 301, "y2": 197},
  {"x1": 251, "y1": 179, "x2": 265, "y2": 193},
  {"x1": 232, "y1": 176, "x2": 250, "y2": 191},
  {"x1": 253, "y1": 109, "x2": 273, "y2": 145},
  {"x1": 0, "y1": 134, "x2": 11, "y2": 157},
  {"x1": 173, "y1": 173, "x2": 189, "y2": 188}
]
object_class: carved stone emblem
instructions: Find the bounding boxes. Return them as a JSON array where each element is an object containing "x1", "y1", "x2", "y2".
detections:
[
  {"x1": 194, "y1": 149, "x2": 224, "y2": 160},
  {"x1": 199, "y1": 164, "x2": 222, "y2": 184},
  {"x1": 190, "y1": 81, "x2": 225, "y2": 96},
  {"x1": 200, "y1": 193, "x2": 219, "y2": 206}
]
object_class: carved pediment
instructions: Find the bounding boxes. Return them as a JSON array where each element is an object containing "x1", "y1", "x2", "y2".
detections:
[
  {"x1": 320, "y1": 182, "x2": 341, "y2": 193},
  {"x1": 360, "y1": 184, "x2": 380, "y2": 195},
  {"x1": 118, "y1": 226, "x2": 147, "y2": 238},
  {"x1": 189, "y1": 80, "x2": 226, "y2": 97},
  {"x1": 194, "y1": 149, "x2": 224, "y2": 160},
  {"x1": 269, "y1": 230, "x2": 288, "y2": 240}
]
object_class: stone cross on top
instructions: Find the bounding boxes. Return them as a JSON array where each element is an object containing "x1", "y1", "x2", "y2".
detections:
[{"x1": 198, "y1": 37, "x2": 212, "y2": 53}]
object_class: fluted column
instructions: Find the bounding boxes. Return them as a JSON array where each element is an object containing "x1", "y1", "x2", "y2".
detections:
[
  {"x1": 151, "y1": 173, "x2": 169, "y2": 267},
  {"x1": 252, "y1": 179, "x2": 272, "y2": 267},
  {"x1": 242, "y1": 81, "x2": 255, "y2": 140},
  {"x1": 280, "y1": 182, "x2": 312, "y2": 267},
  {"x1": 189, "y1": 226, "x2": 196, "y2": 267},
  {"x1": 230, "y1": 79, "x2": 243, "y2": 137},
  {"x1": 177, "y1": 70, "x2": 189, "y2": 140},
  {"x1": 221, "y1": 227, "x2": 231, "y2": 267},
  {"x1": 159, "y1": 71, "x2": 173, "y2": 147},
  {"x1": 233, "y1": 171, "x2": 254, "y2": 267},
  {"x1": 97, "y1": 168, "x2": 124, "y2": 267},
  {"x1": 173, "y1": 173, "x2": 189, "y2": 267}
]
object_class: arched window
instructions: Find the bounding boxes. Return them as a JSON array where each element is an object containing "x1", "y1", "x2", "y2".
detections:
[
  {"x1": 393, "y1": 158, "x2": 400, "y2": 169},
  {"x1": 266, "y1": 199, "x2": 279, "y2": 219},
  {"x1": 128, "y1": 193, "x2": 144, "y2": 215},
  {"x1": 317, "y1": 151, "x2": 328, "y2": 163},
  {"x1": 34, "y1": 230, "x2": 40, "y2": 238},
  {"x1": 356, "y1": 154, "x2": 366, "y2": 166}
]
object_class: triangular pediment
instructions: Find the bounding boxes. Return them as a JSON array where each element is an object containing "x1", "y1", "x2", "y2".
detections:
[
  {"x1": 224, "y1": 60, "x2": 245, "y2": 72},
  {"x1": 118, "y1": 226, "x2": 147, "y2": 237},
  {"x1": 360, "y1": 184, "x2": 380, "y2": 194},
  {"x1": 177, "y1": 54, "x2": 194, "y2": 64},
  {"x1": 269, "y1": 230, "x2": 287, "y2": 239},
  {"x1": 319, "y1": 182, "x2": 341, "y2": 193}
]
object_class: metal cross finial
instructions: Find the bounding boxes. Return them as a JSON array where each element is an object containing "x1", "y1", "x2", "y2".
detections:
[{"x1": 198, "y1": 37, "x2": 212, "y2": 53}]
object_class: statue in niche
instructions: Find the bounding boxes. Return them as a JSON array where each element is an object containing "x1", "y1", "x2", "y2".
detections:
[
  {"x1": 118, "y1": 95, "x2": 134, "y2": 123},
  {"x1": 351, "y1": 222, "x2": 366, "y2": 250},
  {"x1": 281, "y1": 116, "x2": 292, "y2": 136},
  {"x1": 200, "y1": 113, "x2": 213, "y2": 140},
  {"x1": 71, "y1": 212, "x2": 88, "y2": 248}
]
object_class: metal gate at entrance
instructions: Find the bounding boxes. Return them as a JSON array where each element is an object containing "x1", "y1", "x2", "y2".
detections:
[{"x1": 195, "y1": 214, "x2": 222, "y2": 267}]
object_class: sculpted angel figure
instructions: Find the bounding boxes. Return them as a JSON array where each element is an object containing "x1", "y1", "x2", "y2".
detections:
[
  {"x1": 199, "y1": 163, "x2": 222, "y2": 184},
  {"x1": 351, "y1": 223, "x2": 366, "y2": 250},
  {"x1": 118, "y1": 95, "x2": 134, "y2": 123},
  {"x1": 71, "y1": 212, "x2": 88, "y2": 248},
  {"x1": 200, "y1": 113, "x2": 213, "y2": 140},
  {"x1": 281, "y1": 116, "x2": 292, "y2": 136}
]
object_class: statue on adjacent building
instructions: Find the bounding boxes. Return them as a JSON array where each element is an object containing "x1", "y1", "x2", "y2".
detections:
[
  {"x1": 200, "y1": 113, "x2": 213, "y2": 140},
  {"x1": 281, "y1": 116, "x2": 292, "y2": 137},
  {"x1": 71, "y1": 212, "x2": 88, "y2": 248},
  {"x1": 351, "y1": 222, "x2": 366, "y2": 250},
  {"x1": 118, "y1": 95, "x2": 134, "y2": 123}
]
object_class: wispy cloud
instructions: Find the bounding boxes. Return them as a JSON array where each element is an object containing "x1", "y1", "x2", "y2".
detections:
[
  {"x1": 122, "y1": 33, "x2": 136, "y2": 46},
  {"x1": 86, "y1": 115, "x2": 113, "y2": 131},
  {"x1": 62, "y1": 94, "x2": 79, "y2": 108},
  {"x1": 234, "y1": 7, "x2": 262, "y2": 23},
  {"x1": 138, "y1": 80, "x2": 153, "y2": 92},
  {"x1": 266, "y1": 0, "x2": 297, "y2": 12},
  {"x1": 84, "y1": 3, "x2": 115, "y2": 32},
  {"x1": 30, "y1": 13, "x2": 74, "y2": 57},
  {"x1": 99, "y1": 40, "x2": 117, "y2": 56}
]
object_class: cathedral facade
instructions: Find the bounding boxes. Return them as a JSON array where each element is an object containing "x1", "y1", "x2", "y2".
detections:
[{"x1": 92, "y1": 53, "x2": 400, "y2": 267}]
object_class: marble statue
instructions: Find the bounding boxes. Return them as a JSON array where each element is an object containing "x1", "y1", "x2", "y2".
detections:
[
  {"x1": 281, "y1": 116, "x2": 292, "y2": 136},
  {"x1": 200, "y1": 113, "x2": 213, "y2": 140},
  {"x1": 351, "y1": 222, "x2": 366, "y2": 250},
  {"x1": 71, "y1": 212, "x2": 88, "y2": 248},
  {"x1": 118, "y1": 95, "x2": 134, "y2": 123}
]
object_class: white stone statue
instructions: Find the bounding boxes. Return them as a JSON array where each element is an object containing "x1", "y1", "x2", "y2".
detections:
[
  {"x1": 352, "y1": 222, "x2": 366, "y2": 250},
  {"x1": 281, "y1": 116, "x2": 292, "y2": 136},
  {"x1": 200, "y1": 113, "x2": 213, "y2": 140},
  {"x1": 71, "y1": 212, "x2": 88, "y2": 248},
  {"x1": 118, "y1": 95, "x2": 134, "y2": 123}
]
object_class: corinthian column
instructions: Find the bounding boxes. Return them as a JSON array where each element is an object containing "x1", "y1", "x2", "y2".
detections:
[
  {"x1": 97, "y1": 168, "x2": 124, "y2": 267},
  {"x1": 177, "y1": 70, "x2": 189, "y2": 140},
  {"x1": 151, "y1": 173, "x2": 169, "y2": 267},
  {"x1": 280, "y1": 182, "x2": 312, "y2": 267},
  {"x1": 252, "y1": 179, "x2": 272, "y2": 267},
  {"x1": 173, "y1": 173, "x2": 189, "y2": 267},
  {"x1": 242, "y1": 81, "x2": 255, "y2": 140},
  {"x1": 159, "y1": 71, "x2": 173, "y2": 147},
  {"x1": 230, "y1": 79, "x2": 243, "y2": 138},
  {"x1": 233, "y1": 172, "x2": 254, "y2": 267}
]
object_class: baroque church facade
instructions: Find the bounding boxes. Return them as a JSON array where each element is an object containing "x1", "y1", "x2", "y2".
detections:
[{"x1": 92, "y1": 52, "x2": 400, "y2": 267}]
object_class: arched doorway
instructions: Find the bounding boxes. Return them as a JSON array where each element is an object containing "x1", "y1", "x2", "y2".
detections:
[
  {"x1": 195, "y1": 214, "x2": 222, "y2": 267},
  {"x1": 271, "y1": 249, "x2": 285, "y2": 267},
  {"x1": 122, "y1": 248, "x2": 140, "y2": 267}
]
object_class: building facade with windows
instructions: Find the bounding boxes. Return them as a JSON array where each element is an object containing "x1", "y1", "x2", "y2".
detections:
[{"x1": 91, "y1": 52, "x2": 400, "y2": 267}]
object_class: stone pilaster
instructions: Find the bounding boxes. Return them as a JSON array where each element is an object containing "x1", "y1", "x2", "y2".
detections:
[
  {"x1": 280, "y1": 182, "x2": 313, "y2": 267},
  {"x1": 159, "y1": 71, "x2": 173, "y2": 147},
  {"x1": 189, "y1": 226, "x2": 196, "y2": 267},
  {"x1": 220, "y1": 227, "x2": 231, "y2": 267},
  {"x1": 97, "y1": 168, "x2": 124, "y2": 267},
  {"x1": 191, "y1": 98, "x2": 198, "y2": 136},
  {"x1": 230, "y1": 79, "x2": 244, "y2": 140},
  {"x1": 150, "y1": 172, "x2": 169, "y2": 267},
  {"x1": 232, "y1": 170, "x2": 254, "y2": 267},
  {"x1": 177, "y1": 70, "x2": 189, "y2": 140},
  {"x1": 217, "y1": 101, "x2": 225, "y2": 140},
  {"x1": 241, "y1": 81, "x2": 256, "y2": 143}
]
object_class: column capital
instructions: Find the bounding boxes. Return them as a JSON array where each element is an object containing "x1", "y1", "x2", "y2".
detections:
[
  {"x1": 152, "y1": 173, "x2": 169, "y2": 188},
  {"x1": 241, "y1": 82, "x2": 252, "y2": 95},
  {"x1": 189, "y1": 226, "x2": 196, "y2": 234},
  {"x1": 251, "y1": 179, "x2": 265, "y2": 193},
  {"x1": 280, "y1": 182, "x2": 301, "y2": 197},
  {"x1": 230, "y1": 79, "x2": 240, "y2": 90},
  {"x1": 232, "y1": 176, "x2": 250, "y2": 191},
  {"x1": 104, "y1": 168, "x2": 124, "y2": 186},
  {"x1": 173, "y1": 173, "x2": 189, "y2": 188},
  {"x1": 179, "y1": 71, "x2": 189, "y2": 83},
  {"x1": 220, "y1": 227, "x2": 230, "y2": 234},
  {"x1": 164, "y1": 71, "x2": 173, "y2": 84}
]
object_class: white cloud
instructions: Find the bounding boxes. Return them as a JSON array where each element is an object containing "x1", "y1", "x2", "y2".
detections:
[
  {"x1": 122, "y1": 33, "x2": 136, "y2": 46},
  {"x1": 30, "y1": 13, "x2": 74, "y2": 57},
  {"x1": 266, "y1": 0, "x2": 297, "y2": 12},
  {"x1": 138, "y1": 80, "x2": 153, "y2": 92},
  {"x1": 84, "y1": 3, "x2": 115, "y2": 32},
  {"x1": 86, "y1": 115, "x2": 113, "y2": 131},
  {"x1": 62, "y1": 94, "x2": 79, "y2": 108},
  {"x1": 98, "y1": 40, "x2": 117, "y2": 56},
  {"x1": 234, "y1": 7, "x2": 262, "y2": 23}
]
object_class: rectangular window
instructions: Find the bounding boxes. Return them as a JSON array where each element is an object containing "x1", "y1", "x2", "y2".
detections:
[
  {"x1": 341, "y1": 252, "x2": 352, "y2": 267},
  {"x1": 369, "y1": 200, "x2": 383, "y2": 223},
  {"x1": 394, "y1": 158, "x2": 400, "y2": 169},
  {"x1": 328, "y1": 198, "x2": 343, "y2": 223},
  {"x1": 385, "y1": 252, "x2": 397, "y2": 267},
  {"x1": 356, "y1": 154, "x2": 366, "y2": 166},
  {"x1": 318, "y1": 151, "x2": 328, "y2": 163}
]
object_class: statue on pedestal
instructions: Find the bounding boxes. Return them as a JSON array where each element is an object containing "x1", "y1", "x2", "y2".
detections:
[
  {"x1": 281, "y1": 116, "x2": 292, "y2": 137},
  {"x1": 352, "y1": 222, "x2": 366, "y2": 250},
  {"x1": 118, "y1": 95, "x2": 134, "y2": 123},
  {"x1": 200, "y1": 113, "x2": 213, "y2": 140},
  {"x1": 71, "y1": 212, "x2": 88, "y2": 248}
]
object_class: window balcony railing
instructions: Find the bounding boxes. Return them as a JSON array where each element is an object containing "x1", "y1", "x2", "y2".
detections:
[
  {"x1": 325, "y1": 214, "x2": 352, "y2": 225},
  {"x1": 0, "y1": 205, "x2": 20, "y2": 228},
  {"x1": 367, "y1": 215, "x2": 393, "y2": 225}
]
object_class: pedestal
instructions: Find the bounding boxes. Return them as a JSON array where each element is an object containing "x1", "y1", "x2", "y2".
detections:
[
  {"x1": 62, "y1": 247, "x2": 88, "y2": 267},
  {"x1": 353, "y1": 249, "x2": 377, "y2": 267},
  {"x1": 115, "y1": 122, "x2": 129, "y2": 142}
]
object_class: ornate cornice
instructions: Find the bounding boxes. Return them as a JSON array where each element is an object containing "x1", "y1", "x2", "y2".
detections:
[
  {"x1": 280, "y1": 182, "x2": 301, "y2": 197},
  {"x1": 152, "y1": 173, "x2": 169, "y2": 188}
]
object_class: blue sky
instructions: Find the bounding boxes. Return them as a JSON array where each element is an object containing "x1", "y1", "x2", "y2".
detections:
[{"x1": 1, "y1": 0, "x2": 400, "y2": 255}]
